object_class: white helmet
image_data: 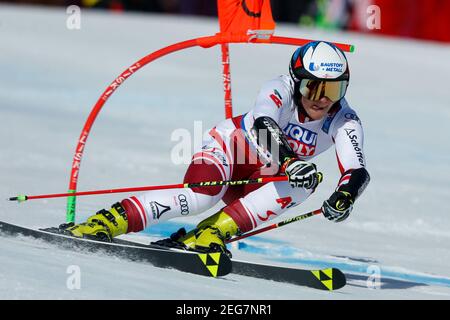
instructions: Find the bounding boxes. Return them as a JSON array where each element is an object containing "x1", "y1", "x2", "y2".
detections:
[{"x1": 289, "y1": 41, "x2": 350, "y2": 102}]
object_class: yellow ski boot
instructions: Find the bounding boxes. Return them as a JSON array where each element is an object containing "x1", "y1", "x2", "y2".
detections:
[
  {"x1": 178, "y1": 210, "x2": 240, "y2": 257},
  {"x1": 62, "y1": 202, "x2": 128, "y2": 242}
]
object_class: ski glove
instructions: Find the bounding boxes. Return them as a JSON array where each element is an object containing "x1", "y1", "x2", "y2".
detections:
[
  {"x1": 322, "y1": 191, "x2": 354, "y2": 222},
  {"x1": 283, "y1": 159, "x2": 320, "y2": 190}
]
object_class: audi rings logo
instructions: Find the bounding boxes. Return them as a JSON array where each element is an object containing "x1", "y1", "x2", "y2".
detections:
[{"x1": 178, "y1": 194, "x2": 190, "y2": 216}]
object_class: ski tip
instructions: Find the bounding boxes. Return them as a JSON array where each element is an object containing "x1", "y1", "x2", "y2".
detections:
[
  {"x1": 197, "y1": 252, "x2": 232, "y2": 277},
  {"x1": 311, "y1": 268, "x2": 347, "y2": 291}
]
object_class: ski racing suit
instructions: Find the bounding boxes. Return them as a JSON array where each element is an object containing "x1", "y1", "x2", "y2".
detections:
[{"x1": 120, "y1": 75, "x2": 370, "y2": 234}]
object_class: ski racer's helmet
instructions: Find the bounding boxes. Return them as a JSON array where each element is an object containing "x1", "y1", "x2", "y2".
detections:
[{"x1": 289, "y1": 41, "x2": 350, "y2": 102}]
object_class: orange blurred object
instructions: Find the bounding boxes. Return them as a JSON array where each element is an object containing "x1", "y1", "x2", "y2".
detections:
[{"x1": 217, "y1": 0, "x2": 275, "y2": 40}]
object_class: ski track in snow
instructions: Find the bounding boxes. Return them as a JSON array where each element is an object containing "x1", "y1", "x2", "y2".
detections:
[{"x1": 1, "y1": 4, "x2": 450, "y2": 299}]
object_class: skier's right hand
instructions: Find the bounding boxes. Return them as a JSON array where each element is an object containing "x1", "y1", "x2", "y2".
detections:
[{"x1": 283, "y1": 158, "x2": 321, "y2": 190}]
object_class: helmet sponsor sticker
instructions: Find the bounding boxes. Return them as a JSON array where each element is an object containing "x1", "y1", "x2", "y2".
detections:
[
  {"x1": 309, "y1": 62, "x2": 344, "y2": 73},
  {"x1": 308, "y1": 62, "x2": 321, "y2": 72}
]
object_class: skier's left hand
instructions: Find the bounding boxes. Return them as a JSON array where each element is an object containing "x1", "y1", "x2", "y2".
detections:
[{"x1": 322, "y1": 191, "x2": 354, "y2": 222}]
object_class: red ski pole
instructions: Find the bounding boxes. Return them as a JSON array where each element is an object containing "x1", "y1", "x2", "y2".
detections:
[{"x1": 8, "y1": 176, "x2": 289, "y2": 203}]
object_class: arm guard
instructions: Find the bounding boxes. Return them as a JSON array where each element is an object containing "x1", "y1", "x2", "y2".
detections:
[
  {"x1": 252, "y1": 116, "x2": 297, "y2": 166},
  {"x1": 337, "y1": 167, "x2": 370, "y2": 201}
]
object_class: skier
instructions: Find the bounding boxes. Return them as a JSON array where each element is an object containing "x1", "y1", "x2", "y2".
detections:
[{"x1": 63, "y1": 41, "x2": 370, "y2": 255}]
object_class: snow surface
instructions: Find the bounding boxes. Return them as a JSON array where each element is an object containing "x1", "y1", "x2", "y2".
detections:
[{"x1": 1, "y1": 4, "x2": 450, "y2": 299}]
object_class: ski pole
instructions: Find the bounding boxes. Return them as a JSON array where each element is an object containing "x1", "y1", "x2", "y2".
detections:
[
  {"x1": 226, "y1": 208, "x2": 322, "y2": 244},
  {"x1": 8, "y1": 176, "x2": 291, "y2": 203},
  {"x1": 9, "y1": 173, "x2": 323, "y2": 203}
]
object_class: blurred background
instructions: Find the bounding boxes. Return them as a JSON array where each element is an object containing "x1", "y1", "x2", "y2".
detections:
[{"x1": 1, "y1": 0, "x2": 449, "y2": 43}]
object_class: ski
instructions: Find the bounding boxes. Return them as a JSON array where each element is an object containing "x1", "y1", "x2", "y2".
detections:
[
  {"x1": 230, "y1": 259, "x2": 346, "y2": 291},
  {"x1": 0, "y1": 220, "x2": 345, "y2": 290},
  {"x1": 0, "y1": 220, "x2": 231, "y2": 278},
  {"x1": 117, "y1": 238, "x2": 346, "y2": 290}
]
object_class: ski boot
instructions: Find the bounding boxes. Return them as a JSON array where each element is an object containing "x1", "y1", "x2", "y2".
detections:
[
  {"x1": 61, "y1": 202, "x2": 128, "y2": 242},
  {"x1": 168, "y1": 210, "x2": 239, "y2": 257}
]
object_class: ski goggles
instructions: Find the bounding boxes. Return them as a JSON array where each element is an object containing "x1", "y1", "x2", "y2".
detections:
[{"x1": 299, "y1": 79, "x2": 348, "y2": 102}]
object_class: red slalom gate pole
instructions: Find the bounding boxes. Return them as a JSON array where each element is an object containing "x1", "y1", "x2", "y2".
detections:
[
  {"x1": 8, "y1": 176, "x2": 288, "y2": 203},
  {"x1": 62, "y1": 30, "x2": 352, "y2": 223},
  {"x1": 221, "y1": 43, "x2": 233, "y2": 119},
  {"x1": 65, "y1": 38, "x2": 200, "y2": 223},
  {"x1": 227, "y1": 208, "x2": 322, "y2": 244}
]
